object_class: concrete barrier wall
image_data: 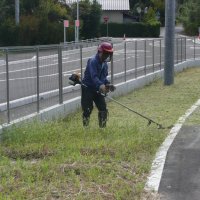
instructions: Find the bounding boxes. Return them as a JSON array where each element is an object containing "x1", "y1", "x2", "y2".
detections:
[{"x1": 1, "y1": 59, "x2": 200, "y2": 134}]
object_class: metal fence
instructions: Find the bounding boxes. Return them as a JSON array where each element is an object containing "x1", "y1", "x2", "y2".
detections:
[{"x1": 0, "y1": 37, "x2": 199, "y2": 125}]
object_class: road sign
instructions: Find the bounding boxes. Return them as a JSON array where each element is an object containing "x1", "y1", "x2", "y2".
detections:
[
  {"x1": 75, "y1": 20, "x2": 80, "y2": 27},
  {"x1": 103, "y1": 16, "x2": 109, "y2": 23},
  {"x1": 64, "y1": 20, "x2": 69, "y2": 27}
]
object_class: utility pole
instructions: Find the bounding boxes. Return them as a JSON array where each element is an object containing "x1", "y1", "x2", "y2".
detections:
[
  {"x1": 164, "y1": 0, "x2": 175, "y2": 85},
  {"x1": 15, "y1": 0, "x2": 20, "y2": 25}
]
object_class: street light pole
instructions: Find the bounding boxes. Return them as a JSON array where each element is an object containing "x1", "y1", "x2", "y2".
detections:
[{"x1": 15, "y1": 0, "x2": 20, "y2": 25}]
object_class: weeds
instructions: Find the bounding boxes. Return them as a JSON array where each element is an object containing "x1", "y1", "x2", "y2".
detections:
[{"x1": 1, "y1": 67, "x2": 200, "y2": 199}]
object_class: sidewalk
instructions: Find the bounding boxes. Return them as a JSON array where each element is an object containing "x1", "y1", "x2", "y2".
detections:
[
  {"x1": 158, "y1": 99, "x2": 200, "y2": 200},
  {"x1": 145, "y1": 99, "x2": 200, "y2": 200},
  {"x1": 159, "y1": 124, "x2": 200, "y2": 200}
]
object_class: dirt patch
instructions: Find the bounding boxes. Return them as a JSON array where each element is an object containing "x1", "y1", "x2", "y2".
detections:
[{"x1": 2, "y1": 145, "x2": 54, "y2": 160}]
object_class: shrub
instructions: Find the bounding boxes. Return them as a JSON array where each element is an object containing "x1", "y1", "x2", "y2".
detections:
[
  {"x1": 100, "y1": 22, "x2": 160, "y2": 38},
  {"x1": 0, "y1": 18, "x2": 19, "y2": 46}
]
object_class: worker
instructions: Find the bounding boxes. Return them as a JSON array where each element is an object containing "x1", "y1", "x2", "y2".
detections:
[{"x1": 81, "y1": 42, "x2": 115, "y2": 128}]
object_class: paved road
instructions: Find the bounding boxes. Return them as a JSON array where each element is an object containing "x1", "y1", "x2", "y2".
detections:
[
  {"x1": 0, "y1": 38, "x2": 199, "y2": 103},
  {"x1": 0, "y1": 40, "x2": 165, "y2": 103},
  {"x1": 0, "y1": 34, "x2": 200, "y2": 123},
  {"x1": 0, "y1": 40, "x2": 162, "y2": 122},
  {"x1": 159, "y1": 125, "x2": 200, "y2": 200}
]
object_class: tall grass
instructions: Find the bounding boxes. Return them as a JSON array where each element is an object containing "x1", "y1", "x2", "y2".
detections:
[{"x1": 1, "y1": 67, "x2": 200, "y2": 199}]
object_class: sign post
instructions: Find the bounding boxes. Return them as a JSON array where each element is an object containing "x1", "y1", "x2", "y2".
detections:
[
  {"x1": 64, "y1": 20, "x2": 69, "y2": 43},
  {"x1": 103, "y1": 16, "x2": 109, "y2": 37},
  {"x1": 76, "y1": 0, "x2": 79, "y2": 42},
  {"x1": 75, "y1": 20, "x2": 80, "y2": 42}
]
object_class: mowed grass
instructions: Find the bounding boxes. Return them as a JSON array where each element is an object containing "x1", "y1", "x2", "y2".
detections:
[{"x1": 1, "y1": 67, "x2": 200, "y2": 200}]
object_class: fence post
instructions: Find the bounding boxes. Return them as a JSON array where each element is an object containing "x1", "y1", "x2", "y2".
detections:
[
  {"x1": 160, "y1": 39, "x2": 162, "y2": 70},
  {"x1": 135, "y1": 40, "x2": 137, "y2": 78},
  {"x1": 181, "y1": 38, "x2": 183, "y2": 62},
  {"x1": 194, "y1": 37, "x2": 196, "y2": 60},
  {"x1": 124, "y1": 41, "x2": 127, "y2": 82},
  {"x1": 5, "y1": 49, "x2": 10, "y2": 123},
  {"x1": 80, "y1": 45, "x2": 83, "y2": 82},
  {"x1": 184, "y1": 37, "x2": 186, "y2": 61},
  {"x1": 144, "y1": 40, "x2": 147, "y2": 75},
  {"x1": 152, "y1": 40, "x2": 155, "y2": 72},
  {"x1": 176, "y1": 38, "x2": 178, "y2": 64},
  {"x1": 58, "y1": 45, "x2": 63, "y2": 104},
  {"x1": 36, "y1": 47, "x2": 40, "y2": 113},
  {"x1": 111, "y1": 44, "x2": 114, "y2": 84}
]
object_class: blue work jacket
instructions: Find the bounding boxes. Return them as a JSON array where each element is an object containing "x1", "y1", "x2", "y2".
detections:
[{"x1": 82, "y1": 53, "x2": 110, "y2": 91}]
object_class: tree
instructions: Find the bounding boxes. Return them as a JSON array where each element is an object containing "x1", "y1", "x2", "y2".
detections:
[
  {"x1": 21, "y1": 0, "x2": 40, "y2": 15},
  {"x1": 150, "y1": 0, "x2": 165, "y2": 25},
  {"x1": 89, "y1": 0, "x2": 102, "y2": 37},
  {"x1": 143, "y1": 7, "x2": 159, "y2": 25},
  {"x1": 71, "y1": 0, "x2": 102, "y2": 39},
  {"x1": 0, "y1": 0, "x2": 15, "y2": 23},
  {"x1": 178, "y1": 0, "x2": 200, "y2": 35},
  {"x1": 0, "y1": 0, "x2": 9, "y2": 22}
]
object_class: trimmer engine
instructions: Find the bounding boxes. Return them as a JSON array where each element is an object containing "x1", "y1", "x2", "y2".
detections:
[{"x1": 68, "y1": 73, "x2": 81, "y2": 86}]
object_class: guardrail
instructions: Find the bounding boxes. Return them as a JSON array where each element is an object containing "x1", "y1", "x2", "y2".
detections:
[{"x1": 0, "y1": 37, "x2": 199, "y2": 125}]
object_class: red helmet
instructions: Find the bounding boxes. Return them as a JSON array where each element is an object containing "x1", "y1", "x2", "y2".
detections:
[{"x1": 98, "y1": 42, "x2": 113, "y2": 53}]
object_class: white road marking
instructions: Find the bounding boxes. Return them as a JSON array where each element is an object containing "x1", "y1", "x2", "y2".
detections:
[
  {"x1": 0, "y1": 59, "x2": 163, "y2": 82},
  {"x1": 145, "y1": 98, "x2": 200, "y2": 192},
  {"x1": 0, "y1": 56, "x2": 92, "y2": 76}
]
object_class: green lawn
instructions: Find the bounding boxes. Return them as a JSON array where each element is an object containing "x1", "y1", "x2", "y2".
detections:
[{"x1": 1, "y1": 67, "x2": 200, "y2": 200}]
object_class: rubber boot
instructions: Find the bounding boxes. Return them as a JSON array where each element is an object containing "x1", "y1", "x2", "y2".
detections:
[
  {"x1": 98, "y1": 110, "x2": 108, "y2": 128},
  {"x1": 82, "y1": 108, "x2": 91, "y2": 127},
  {"x1": 83, "y1": 116, "x2": 89, "y2": 127}
]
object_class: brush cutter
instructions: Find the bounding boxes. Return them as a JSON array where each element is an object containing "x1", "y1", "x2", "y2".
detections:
[{"x1": 68, "y1": 73, "x2": 173, "y2": 129}]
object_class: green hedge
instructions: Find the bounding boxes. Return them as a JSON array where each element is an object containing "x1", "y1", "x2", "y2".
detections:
[
  {"x1": 0, "y1": 19, "x2": 19, "y2": 46},
  {"x1": 0, "y1": 18, "x2": 75, "y2": 46},
  {"x1": 100, "y1": 22, "x2": 160, "y2": 38},
  {"x1": 183, "y1": 22, "x2": 199, "y2": 36},
  {"x1": 0, "y1": 20, "x2": 160, "y2": 46}
]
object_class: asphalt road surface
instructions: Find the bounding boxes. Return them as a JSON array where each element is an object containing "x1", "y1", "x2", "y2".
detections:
[
  {"x1": 0, "y1": 37, "x2": 200, "y2": 123},
  {"x1": 0, "y1": 38, "x2": 198, "y2": 102},
  {"x1": 159, "y1": 125, "x2": 200, "y2": 200}
]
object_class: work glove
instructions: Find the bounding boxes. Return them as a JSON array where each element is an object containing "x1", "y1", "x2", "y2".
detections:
[
  {"x1": 99, "y1": 84, "x2": 109, "y2": 94},
  {"x1": 105, "y1": 84, "x2": 116, "y2": 92}
]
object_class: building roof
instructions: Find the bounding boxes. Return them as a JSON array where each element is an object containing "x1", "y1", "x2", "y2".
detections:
[{"x1": 65, "y1": 0, "x2": 130, "y2": 11}]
